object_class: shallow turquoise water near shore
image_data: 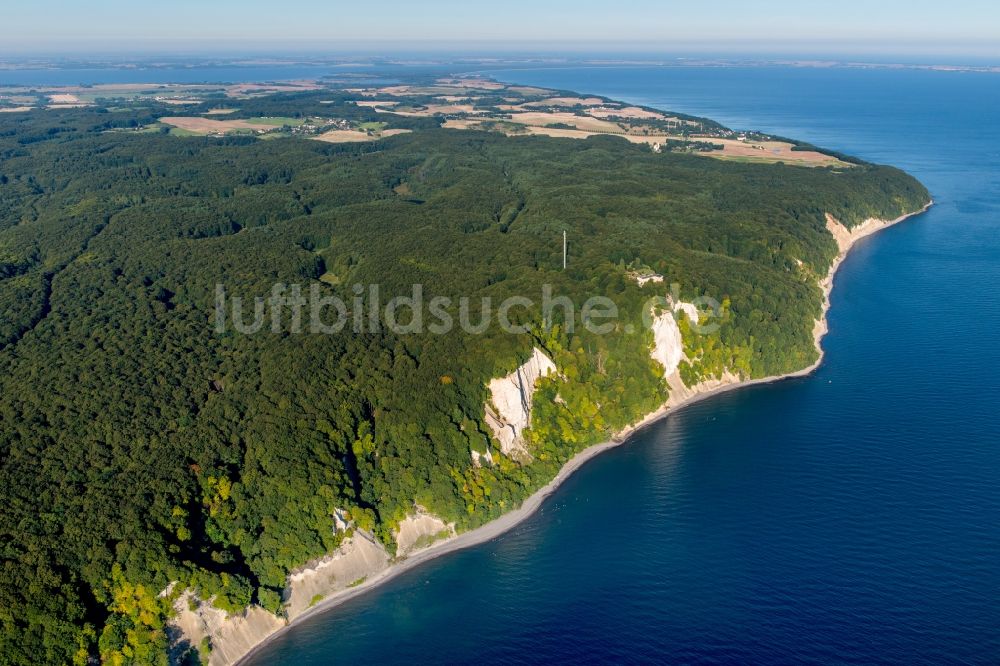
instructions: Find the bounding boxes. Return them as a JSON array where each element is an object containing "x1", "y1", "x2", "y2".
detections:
[{"x1": 244, "y1": 65, "x2": 1000, "y2": 664}]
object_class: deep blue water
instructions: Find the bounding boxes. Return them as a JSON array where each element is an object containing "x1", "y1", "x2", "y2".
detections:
[{"x1": 236, "y1": 65, "x2": 999, "y2": 664}]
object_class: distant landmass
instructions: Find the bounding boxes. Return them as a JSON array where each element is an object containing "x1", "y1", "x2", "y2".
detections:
[
  {"x1": 0, "y1": 71, "x2": 929, "y2": 665},
  {"x1": 2, "y1": 55, "x2": 998, "y2": 75}
]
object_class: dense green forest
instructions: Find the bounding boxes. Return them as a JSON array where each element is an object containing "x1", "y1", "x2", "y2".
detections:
[{"x1": 0, "y1": 84, "x2": 929, "y2": 664}]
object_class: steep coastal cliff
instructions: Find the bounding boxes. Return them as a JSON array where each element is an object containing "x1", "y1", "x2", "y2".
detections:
[
  {"x1": 483, "y1": 348, "x2": 557, "y2": 459},
  {"x1": 168, "y1": 202, "x2": 931, "y2": 666}
]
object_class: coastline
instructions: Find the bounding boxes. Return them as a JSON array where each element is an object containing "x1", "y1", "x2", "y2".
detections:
[{"x1": 234, "y1": 200, "x2": 932, "y2": 665}]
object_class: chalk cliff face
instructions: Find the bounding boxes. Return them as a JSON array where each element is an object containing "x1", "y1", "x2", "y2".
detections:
[
  {"x1": 484, "y1": 347, "x2": 557, "y2": 458},
  {"x1": 394, "y1": 512, "x2": 455, "y2": 556},
  {"x1": 649, "y1": 301, "x2": 698, "y2": 379},
  {"x1": 825, "y1": 213, "x2": 884, "y2": 254},
  {"x1": 167, "y1": 533, "x2": 391, "y2": 665},
  {"x1": 166, "y1": 510, "x2": 457, "y2": 663},
  {"x1": 283, "y1": 533, "x2": 390, "y2": 619},
  {"x1": 168, "y1": 591, "x2": 285, "y2": 666},
  {"x1": 650, "y1": 311, "x2": 685, "y2": 379},
  {"x1": 168, "y1": 513, "x2": 460, "y2": 665},
  {"x1": 167, "y1": 203, "x2": 930, "y2": 666},
  {"x1": 647, "y1": 300, "x2": 743, "y2": 408}
]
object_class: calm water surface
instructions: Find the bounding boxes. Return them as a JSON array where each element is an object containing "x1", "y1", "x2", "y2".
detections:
[{"x1": 243, "y1": 65, "x2": 1000, "y2": 664}]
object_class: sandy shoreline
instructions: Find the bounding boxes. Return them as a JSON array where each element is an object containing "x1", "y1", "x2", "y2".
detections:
[{"x1": 235, "y1": 200, "x2": 932, "y2": 665}]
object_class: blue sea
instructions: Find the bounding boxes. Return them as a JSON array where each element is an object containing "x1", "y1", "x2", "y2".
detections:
[{"x1": 35, "y1": 62, "x2": 992, "y2": 664}]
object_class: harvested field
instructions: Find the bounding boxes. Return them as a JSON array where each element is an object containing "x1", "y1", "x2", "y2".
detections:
[
  {"x1": 436, "y1": 78, "x2": 506, "y2": 90},
  {"x1": 378, "y1": 103, "x2": 483, "y2": 117},
  {"x1": 506, "y1": 86, "x2": 553, "y2": 95},
  {"x1": 376, "y1": 85, "x2": 416, "y2": 95},
  {"x1": 225, "y1": 82, "x2": 321, "y2": 97},
  {"x1": 371, "y1": 85, "x2": 466, "y2": 96},
  {"x1": 313, "y1": 128, "x2": 411, "y2": 143},
  {"x1": 523, "y1": 126, "x2": 598, "y2": 139},
  {"x1": 586, "y1": 105, "x2": 666, "y2": 120},
  {"x1": 352, "y1": 100, "x2": 399, "y2": 108},
  {"x1": 506, "y1": 111, "x2": 623, "y2": 133},
  {"x1": 378, "y1": 85, "x2": 489, "y2": 96},
  {"x1": 313, "y1": 130, "x2": 371, "y2": 143},
  {"x1": 526, "y1": 96, "x2": 605, "y2": 107},
  {"x1": 618, "y1": 134, "x2": 849, "y2": 166},
  {"x1": 159, "y1": 117, "x2": 276, "y2": 134},
  {"x1": 48, "y1": 94, "x2": 80, "y2": 104},
  {"x1": 441, "y1": 119, "x2": 483, "y2": 130},
  {"x1": 160, "y1": 116, "x2": 307, "y2": 134},
  {"x1": 698, "y1": 138, "x2": 847, "y2": 166},
  {"x1": 244, "y1": 117, "x2": 306, "y2": 126}
]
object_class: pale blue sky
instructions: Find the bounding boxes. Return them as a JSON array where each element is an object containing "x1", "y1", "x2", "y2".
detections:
[{"x1": 4, "y1": 0, "x2": 998, "y2": 57}]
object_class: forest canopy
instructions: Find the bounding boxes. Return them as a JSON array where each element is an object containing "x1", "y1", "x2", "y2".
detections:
[{"x1": 0, "y1": 78, "x2": 930, "y2": 664}]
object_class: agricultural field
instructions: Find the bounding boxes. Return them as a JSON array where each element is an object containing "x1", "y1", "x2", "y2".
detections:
[
  {"x1": 347, "y1": 77, "x2": 853, "y2": 167},
  {"x1": 314, "y1": 128, "x2": 411, "y2": 143},
  {"x1": 244, "y1": 116, "x2": 307, "y2": 126},
  {"x1": 505, "y1": 110, "x2": 624, "y2": 133},
  {"x1": 159, "y1": 115, "x2": 313, "y2": 135},
  {"x1": 158, "y1": 116, "x2": 284, "y2": 134},
  {"x1": 0, "y1": 75, "x2": 852, "y2": 166}
]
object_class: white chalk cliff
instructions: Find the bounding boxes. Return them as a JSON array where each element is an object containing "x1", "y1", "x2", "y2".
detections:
[
  {"x1": 649, "y1": 301, "x2": 698, "y2": 379},
  {"x1": 168, "y1": 512, "x2": 455, "y2": 664},
  {"x1": 393, "y1": 512, "x2": 455, "y2": 556},
  {"x1": 168, "y1": 591, "x2": 284, "y2": 666},
  {"x1": 646, "y1": 300, "x2": 743, "y2": 408},
  {"x1": 825, "y1": 213, "x2": 891, "y2": 255},
  {"x1": 650, "y1": 312, "x2": 685, "y2": 379},
  {"x1": 484, "y1": 347, "x2": 557, "y2": 458},
  {"x1": 168, "y1": 532, "x2": 391, "y2": 665},
  {"x1": 283, "y1": 532, "x2": 390, "y2": 619}
]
